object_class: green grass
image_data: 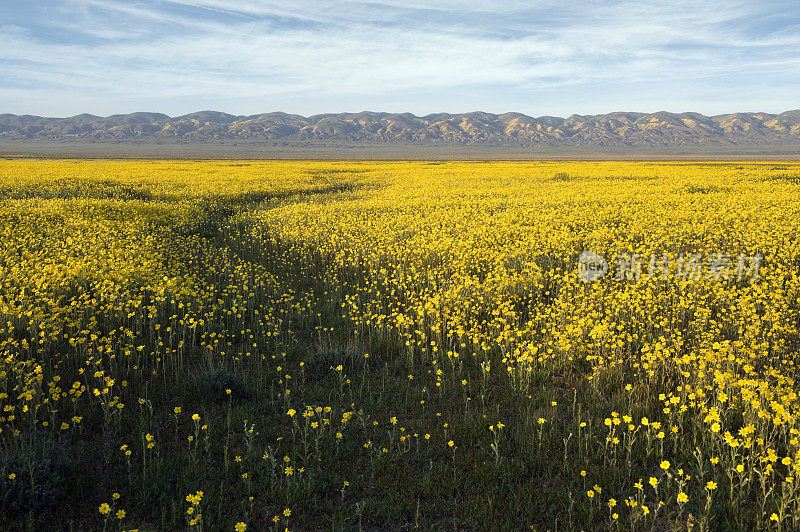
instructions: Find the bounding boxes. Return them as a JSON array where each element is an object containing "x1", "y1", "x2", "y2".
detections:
[{"x1": 0, "y1": 182, "x2": 782, "y2": 531}]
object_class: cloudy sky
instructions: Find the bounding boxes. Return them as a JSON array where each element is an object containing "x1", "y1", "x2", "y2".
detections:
[{"x1": 1, "y1": 0, "x2": 799, "y2": 117}]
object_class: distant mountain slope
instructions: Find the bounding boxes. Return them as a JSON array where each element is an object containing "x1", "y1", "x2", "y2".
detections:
[{"x1": 2, "y1": 110, "x2": 800, "y2": 147}]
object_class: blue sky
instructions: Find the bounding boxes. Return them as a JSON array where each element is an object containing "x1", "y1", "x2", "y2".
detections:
[{"x1": 1, "y1": 0, "x2": 799, "y2": 117}]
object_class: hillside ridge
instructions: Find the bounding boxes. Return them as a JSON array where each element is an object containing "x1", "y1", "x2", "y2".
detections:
[{"x1": 2, "y1": 110, "x2": 800, "y2": 147}]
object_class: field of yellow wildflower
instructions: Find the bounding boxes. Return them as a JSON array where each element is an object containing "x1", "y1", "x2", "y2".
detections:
[{"x1": 0, "y1": 159, "x2": 798, "y2": 530}]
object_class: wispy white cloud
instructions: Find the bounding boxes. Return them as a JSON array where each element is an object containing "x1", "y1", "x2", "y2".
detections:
[{"x1": 0, "y1": 0, "x2": 798, "y2": 116}]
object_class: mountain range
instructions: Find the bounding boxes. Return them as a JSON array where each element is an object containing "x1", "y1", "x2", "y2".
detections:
[{"x1": 2, "y1": 110, "x2": 800, "y2": 147}]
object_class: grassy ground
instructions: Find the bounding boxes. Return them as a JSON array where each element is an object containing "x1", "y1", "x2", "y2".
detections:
[
  {"x1": 0, "y1": 160, "x2": 798, "y2": 530},
  {"x1": 4, "y1": 139, "x2": 800, "y2": 159}
]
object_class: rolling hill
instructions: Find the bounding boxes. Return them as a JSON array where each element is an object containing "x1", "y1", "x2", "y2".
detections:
[{"x1": 2, "y1": 110, "x2": 800, "y2": 148}]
